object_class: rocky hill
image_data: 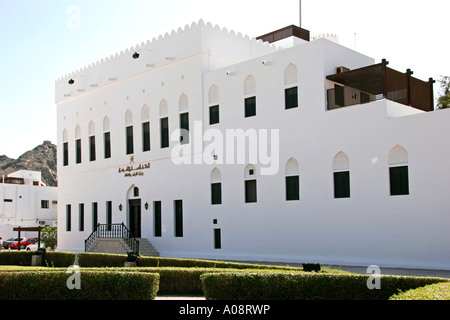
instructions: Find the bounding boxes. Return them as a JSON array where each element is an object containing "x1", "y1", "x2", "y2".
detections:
[{"x1": 0, "y1": 141, "x2": 57, "y2": 187}]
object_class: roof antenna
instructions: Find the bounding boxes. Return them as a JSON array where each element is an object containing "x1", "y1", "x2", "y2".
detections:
[{"x1": 299, "y1": 0, "x2": 302, "y2": 28}]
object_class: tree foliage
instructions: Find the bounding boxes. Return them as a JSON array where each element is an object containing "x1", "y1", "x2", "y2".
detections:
[
  {"x1": 41, "y1": 226, "x2": 57, "y2": 249},
  {"x1": 437, "y1": 76, "x2": 450, "y2": 109}
]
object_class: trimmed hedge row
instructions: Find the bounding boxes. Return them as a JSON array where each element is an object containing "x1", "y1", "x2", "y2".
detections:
[
  {"x1": 77, "y1": 252, "x2": 303, "y2": 270},
  {"x1": 200, "y1": 272, "x2": 450, "y2": 300},
  {"x1": 0, "y1": 270, "x2": 159, "y2": 300},
  {"x1": 390, "y1": 281, "x2": 450, "y2": 300},
  {"x1": 0, "y1": 251, "x2": 76, "y2": 267}
]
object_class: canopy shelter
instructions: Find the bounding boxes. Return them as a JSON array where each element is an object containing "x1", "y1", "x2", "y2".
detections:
[
  {"x1": 13, "y1": 226, "x2": 44, "y2": 251},
  {"x1": 326, "y1": 59, "x2": 435, "y2": 112}
]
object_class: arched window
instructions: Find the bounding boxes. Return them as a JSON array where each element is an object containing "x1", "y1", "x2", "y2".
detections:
[
  {"x1": 333, "y1": 152, "x2": 350, "y2": 198},
  {"x1": 244, "y1": 75, "x2": 256, "y2": 117},
  {"x1": 179, "y1": 94, "x2": 189, "y2": 112},
  {"x1": 103, "y1": 116, "x2": 111, "y2": 159},
  {"x1": 75, "y1": 125, "x2": 82, "y2": 164},
  {"x1": 284, "y1": 63, "x2": 298, "y2": 109},
  {"x1": 285, "y1": 158, "x2": 299, "y2": 201},
  {"x1": 244, "y1": 164, "x2": 257, "y2": 203},
  {"x1": 141, "y1": 105, "x2": 150, "y2": 152},
  {"x1": 210, "y1": 168, "x2": 222, "y2": 205},
  {"x1": 88, "y1": 121, "x2": 96, "y2": 162},
  {"x1": 125, "y1": 110, "x2": 134, "y2": 155},
  {"x1": 209, "y1": 85, "x2": 220, "y2": 125},
  {"x1": 389, "y1": 145, "x2": 409, "y2": 195}
]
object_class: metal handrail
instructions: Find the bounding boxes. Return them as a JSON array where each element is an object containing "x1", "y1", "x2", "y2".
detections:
[{"x1": 84, "y1": 223, "x2": 139, "y2": 254}]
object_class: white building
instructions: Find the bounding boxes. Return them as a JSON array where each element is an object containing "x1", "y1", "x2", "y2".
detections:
[
  {"x1": 55, "y1": 21, "x2": 450, "y2": 270},
  {"x1": 0, "y1": 170, "x2": 57, "y2": 239}
]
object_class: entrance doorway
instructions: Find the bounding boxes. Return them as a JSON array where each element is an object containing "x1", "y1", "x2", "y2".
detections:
[{"x1": 129, "y1": 199, "x2": 141, "y2": 238}]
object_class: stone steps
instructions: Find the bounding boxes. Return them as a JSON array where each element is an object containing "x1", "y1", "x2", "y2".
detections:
[
  {"x1": 136, "y1": 238, "x2": 160, "y2": 257},
  {"x1": 88, "y1": 238, "x2": 159, "y2": 257}
]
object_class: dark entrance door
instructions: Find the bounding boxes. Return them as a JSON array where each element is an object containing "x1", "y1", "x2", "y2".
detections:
[{"x1": 129, "y1": 199, "x2": 141, "y2": 238}]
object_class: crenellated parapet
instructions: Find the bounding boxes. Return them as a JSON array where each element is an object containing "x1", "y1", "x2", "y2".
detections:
[{"x1": 55, "y1": 19, "x2": 280, "y2": 104}]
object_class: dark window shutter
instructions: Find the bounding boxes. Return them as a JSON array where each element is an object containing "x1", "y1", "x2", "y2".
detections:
[
  {"x1": 154, "y1": 201, "x2": 162, "y2": 237},
  {"x1": 245, "y1": 97, "x2": 256, "y2": 117},
  {"x1": 286, "y1": 176, "x2": 300, "y2": 201},
  {"x1": 211, "y1": 183, "x2": 222, "y2": 205},
  {"x1": 175, "y1": 200, "x2": 183, "y2": 237},
  {"x1": 209, "y1": 105, "x2": 220, "y2": 125},
  {"x1": 161, "y1": 118, "x2": 169, "y2": 148},
  {"x1": 142, "y1": 122, "x2": 150, "y2": 152},
  {"x1": 390, "y1": 166, "x2": 409, "y2": 195},
  {"x1": 245, "y1": 180, "x2": 257, "y2": 203},
  {"x1": 285, "y1": 87, "x2": 298, "y2": 109},
  {"x1": 126, "y1": 126, "x2": 134, "y2": 155},
  {"x1": 214, "y1": 229, "x2": 221, "y2": 249},
  {"x1": 334, "y1": 171, "x2": 350, "y2": 198}
]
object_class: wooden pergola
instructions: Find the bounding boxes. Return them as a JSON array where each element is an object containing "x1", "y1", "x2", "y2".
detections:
[{"x1": 13, "y1": 226, "x2": 44, "y2": 251}]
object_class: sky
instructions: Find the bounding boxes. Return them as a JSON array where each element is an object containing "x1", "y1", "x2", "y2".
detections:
[{"x1": 0, "y1": 0, "x2": 449, "y2": 159}]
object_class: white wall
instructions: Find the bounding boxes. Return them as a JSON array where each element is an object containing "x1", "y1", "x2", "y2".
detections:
[{"x1": 55, "y1": 22, "x2": 450, "y2": 270}]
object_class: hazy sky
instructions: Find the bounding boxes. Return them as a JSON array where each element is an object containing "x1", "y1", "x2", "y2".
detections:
[{"x1": 0, "y1": 0, "x2": 448, "y2": 158}]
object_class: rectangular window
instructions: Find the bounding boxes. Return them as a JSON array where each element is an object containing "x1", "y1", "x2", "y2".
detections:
[
  {"x1": 126, "y1": 126, "x2": 134, "y2": 155},
  {"x1": 334, "y1": 171, "x2": 350, "y2": 198},
  {"x1": 390, "y1": 166, "x2": 409, "y2": 196},
  {"x1": 161, "y1": 117, "x2": 169, "y2": 148},
  {"x1": 286, "y1": 176, "x2": 300, "y2": 201},
  {"x1": 154, "y1": 201, "x2": 162, "y2": 237},
  {"x1": 106, "y1": 201, "x2": 112, "y2": 231},
  {"x1": 76, "y1": 139, "x2": 82, "y2": 164},
  {"x1": 285, "y1": 87, "x2": 298, "y2": 109},
  {"x1": 104, "y1": 132, "x2": 111, "y2": 159},
  {"x1": 209, "y1": 105, "x2": 219, "y2": 125},
  {"x1": 245, "y1": 96, "x2": 256, "y2": 117},
  {"x1": 335, "y1": 85, "x2": 345, "y2": 107},
  {"x1": 142, "y1": 122, "x2": 151, "y2": 152},
  {"x1": 63, "y1": 142, "x2": 69, "y2": 166},
  {"x1": 245, "y1": 180, "x2": 257, "y2": 203},
  {"x1": 89, "y1": 136, "x2": 96, "y2": 161},
  {"x1": 92, "y1": 202, "x2": 98, "y2": 232},
  {"x1": 66, "y1": 204, "x2": 71, "y2": 232},
  {"x1": 179, "y1": 112, "x2": 189, "y2": 144},
  {"x1": 211, "y1": 183, "x2": 222, "y2": 205},
  {"x1": 79, "y1": 203, "x2": 84, "y2": 232},
  {"x1": 41, "y1": 200, "x2": 49, "y2": 209},
  {"x1": 174, "y1": 200, "x2": 183, "y2": 237},
  {"x1": 4, "y1": 199, "x2": 12, "y2": 203},
  {"x1": 214, "y1": 228, "x2": 221, "y2": 249}
]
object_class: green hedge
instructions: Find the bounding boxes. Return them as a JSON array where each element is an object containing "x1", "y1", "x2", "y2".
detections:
[
  {"x1": 0, "y1": 270, "x2": 159, "y2": 300},
  {"x1": 78, "y1": 267, "x2": 272, "y2": 295},
  {"x1": 390, "y1": 282, "x2": 450, "y2": 300},
  {"x1": 77, "y1": 252, "x2": 303, "y2": 270},
  {"x1": 201, "y1": 272, "x2": 450, "y2": 300},
  {"x1": 0, "y1": 251, "x2": 76, "y2": 267}
]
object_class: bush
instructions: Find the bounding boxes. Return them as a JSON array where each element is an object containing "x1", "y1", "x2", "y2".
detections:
[
  {"x1": 0, "y1": 251, "x2": 33, "y2": 266},
  {"x1": 0, "y1": 270, "x2": 159, "y2": 300},
  {"x1": 73, "y1": 267, "x2": 244, "y2": 295},
  {"x1": 77, "y1": 252, "x2": 129, "y2": 267},
  {"x1": 0, "y1": 251, "x2": 76, "y2": 267},
  {"x1": 41, "y1": 226, "x2": 57, "y2": 249},
  {"x1": 78, "y1": 253, "x2": 304, "y2": 270},
  {"x1": 44, "y1": 251, "x2": 77, "y2": 267},
  {"x1": 201, "y1": 272, "x2": 450, "y2": 300},
  {"x1": 390, "y1": 282, "x2": 450, "y2": 300}
]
